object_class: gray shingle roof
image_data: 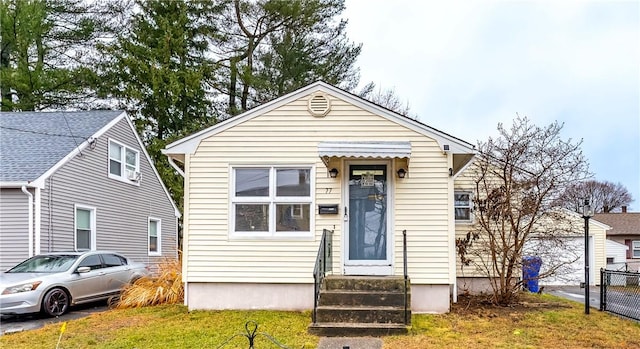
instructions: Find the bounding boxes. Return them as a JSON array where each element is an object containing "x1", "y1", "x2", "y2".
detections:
[{"x1": 0, "y1": 110, "x2": 124, "y2": 183}]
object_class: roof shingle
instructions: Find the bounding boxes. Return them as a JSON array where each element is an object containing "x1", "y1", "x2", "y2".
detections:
[
  {"x1": 593, "y1": 212, "x2": 640, "y2": 236},
  {"x1": 0, "y1": 111, "x2": 123, "y2": 183}
]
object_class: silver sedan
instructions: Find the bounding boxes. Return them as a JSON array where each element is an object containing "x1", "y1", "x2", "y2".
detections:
[{"x1": 0, "y1": 251, "x2": 148, "y2": 317}]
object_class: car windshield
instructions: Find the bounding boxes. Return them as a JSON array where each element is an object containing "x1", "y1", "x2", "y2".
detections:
[{"x1": 8, "y1": 255, "x2": 79, "y2": 273}]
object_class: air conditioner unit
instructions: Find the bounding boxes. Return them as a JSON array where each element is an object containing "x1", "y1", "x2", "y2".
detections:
[{"x1": 127, "y1": 171, "x2": 140, "y2": 182}]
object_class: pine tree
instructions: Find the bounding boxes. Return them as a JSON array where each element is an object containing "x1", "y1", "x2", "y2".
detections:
[{"x1": 0, "y1": 0, "x2": 122, "y2": 111}]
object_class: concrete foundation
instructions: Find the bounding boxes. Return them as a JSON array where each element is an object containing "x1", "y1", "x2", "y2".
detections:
[
  {"x1": 187, "y1": 283, "x2": 313, "y2": 311},
  {"x1": 456, "y1": 277, "x2": 494, "y2": 295},
  {"x1": 408, "y1": 284, "x2": 450, "y2": 313},
  {"x1": 187, "y1": 282, "x2": 453, "y2": 314}
]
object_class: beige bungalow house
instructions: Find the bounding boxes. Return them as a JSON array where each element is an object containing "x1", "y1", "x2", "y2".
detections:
[{"x1": 163, "y1": 81, "x2": 605, "y2": 334}]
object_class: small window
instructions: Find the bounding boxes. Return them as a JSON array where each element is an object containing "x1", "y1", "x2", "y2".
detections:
[
  {"x1": 109, "y1": 139, "x2": 140, "y2": 183},
  {"x1": 232, "y1": 167, "x2": 313, "y2": 237},
  {"x1": 75, "y1": 205, "x2": 96, "y2": 251},
  {"x1": 148, "y1": 218, "x2": 161, "y2": 256},
  {"x1": 633, "y1": 241, "x2": 640, "y2": 258},
  {"x1": 455, "y1": 192, "x2": 472, "y2": 222}
]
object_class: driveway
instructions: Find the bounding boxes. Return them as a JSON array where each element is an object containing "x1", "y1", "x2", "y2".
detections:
[
  {"x1": 545, "y1": 285, "x2": 601, "y2": 309},
  {"x1": 0, "y1": 302, "x2": 108, "y2": 335}
]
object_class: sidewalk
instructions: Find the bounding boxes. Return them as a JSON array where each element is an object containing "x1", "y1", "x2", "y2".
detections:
[{"x1": 318, "y1": 337, "x2": 383, "y2": 349}]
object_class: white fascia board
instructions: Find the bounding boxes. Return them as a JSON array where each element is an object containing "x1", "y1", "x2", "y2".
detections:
[
  {"x1": 30, "y1": 112, "x2": 127, "y2": 189},
  {"x1": 0, "y1": 181, "x2": 31, "y2": 188},
  {"x1": 163, "y1": 81, "x2": 476, "y2": 156},
  {"x1": 122, "y1": 116, "x2": 182, "y2": 218}
]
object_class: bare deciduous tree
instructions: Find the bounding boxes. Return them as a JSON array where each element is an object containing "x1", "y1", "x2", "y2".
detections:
[
  {"x1": 357, "y1": 82, "x2": 413, "y2": 117},
  {"x1": 456, "y1": 116, "x2": 590, "y2": 305},
  {"x1": 558, "y1": 180, "x2": 634, "y2": 213}
]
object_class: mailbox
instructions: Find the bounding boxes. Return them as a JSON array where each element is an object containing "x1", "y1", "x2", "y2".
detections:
[{"x1": 318, "y1": 204, "x2": 339, "y2": 215}]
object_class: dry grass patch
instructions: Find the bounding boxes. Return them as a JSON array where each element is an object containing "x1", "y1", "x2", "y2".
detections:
[{"x1": 117, "y1": 258, "x2": 183, "y2": 308}]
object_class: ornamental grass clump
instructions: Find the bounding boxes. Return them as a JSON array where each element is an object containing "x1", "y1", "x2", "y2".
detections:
[{"x1": 117, "y1": 258, "x2": 183, "y2": 308}]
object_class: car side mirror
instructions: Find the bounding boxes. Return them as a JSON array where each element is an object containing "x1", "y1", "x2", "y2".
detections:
[{"x1": 76, "y1": 266, "x2": 91, "y2": 273}]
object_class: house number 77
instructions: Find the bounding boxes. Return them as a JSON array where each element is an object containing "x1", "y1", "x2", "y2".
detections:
[{"x1": 325, "y1": 188, "x2": 332, "y2": 194}]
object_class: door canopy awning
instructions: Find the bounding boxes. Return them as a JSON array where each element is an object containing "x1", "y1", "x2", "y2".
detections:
[{"x1": 318, "y1": 141, "x2": 411, "y2": 166}]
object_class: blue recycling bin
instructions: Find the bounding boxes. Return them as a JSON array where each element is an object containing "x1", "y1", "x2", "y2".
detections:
[{"x1": 522, "y1": 256, "x2": 542, "y2": 293}]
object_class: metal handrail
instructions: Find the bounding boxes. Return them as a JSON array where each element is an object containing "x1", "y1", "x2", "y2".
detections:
[
  {"x1": 403, "y1": 229, "x2": 409, "y2": 325},
  {"x1": 312, "y1": 229, "x2": 333, "y2": 324}
]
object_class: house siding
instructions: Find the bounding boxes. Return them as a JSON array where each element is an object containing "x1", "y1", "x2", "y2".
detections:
[
  {"x1": 184, "y1": 95, "x2": 452, "y2": 285},
  {"x1": 37, "y1": 118, "x2": 177, "y2": 265},
  {"x1": 0, "y1": 188, "x2": 31, "y2": 270}
]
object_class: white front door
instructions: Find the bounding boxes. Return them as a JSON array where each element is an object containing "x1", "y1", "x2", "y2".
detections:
[{"x1": 343, "y1": 162, "x2": 393, "y2": 275}]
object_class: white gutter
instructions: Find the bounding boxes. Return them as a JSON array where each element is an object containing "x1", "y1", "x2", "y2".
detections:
[
  {"x1": 167, "y1": 156, "x2": 185, "y2": 177},
  {"x1": 21, "y1": 186, "x2": 34, "y2": 258},
  {"x1": 34, "y1": 187, "x2": 41, "y2": 255}
]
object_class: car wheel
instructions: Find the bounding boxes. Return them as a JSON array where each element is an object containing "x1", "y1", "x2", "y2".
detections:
[{"x1": 42, "y1": 288, "x2": 69, "y2": 317}]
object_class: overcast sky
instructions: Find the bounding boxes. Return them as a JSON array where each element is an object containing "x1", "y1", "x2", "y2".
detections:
[{"x1": 342, "y1": 0, "x2": 639, "y2": 211}]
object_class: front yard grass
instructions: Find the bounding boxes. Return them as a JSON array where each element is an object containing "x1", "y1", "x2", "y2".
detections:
[{"x1": 2, "y1": 294, "x2": 640, "y2": 349}]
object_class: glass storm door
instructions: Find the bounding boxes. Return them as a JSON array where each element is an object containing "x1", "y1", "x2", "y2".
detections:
[{"x1": 344, "y1": 163, "x2": 392, "y2": 275}]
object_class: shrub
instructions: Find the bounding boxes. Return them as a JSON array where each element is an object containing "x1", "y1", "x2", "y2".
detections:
[{"x1": 117, "y1": 258, "x2": 183, "y2": 308}]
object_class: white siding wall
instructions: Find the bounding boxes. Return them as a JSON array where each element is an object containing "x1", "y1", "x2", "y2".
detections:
[{"x1": 185, "y1": 95, "x2": 452, "y2": 285}]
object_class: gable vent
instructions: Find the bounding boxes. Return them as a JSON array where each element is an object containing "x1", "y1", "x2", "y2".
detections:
[{"x1": 307, "y1": 93, "x2": 331, "y2": 117}]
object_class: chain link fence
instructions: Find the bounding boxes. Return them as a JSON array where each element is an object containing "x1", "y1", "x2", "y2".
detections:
[{"x1": 600, "y1": 269, "x2": 640, "y2": 321}]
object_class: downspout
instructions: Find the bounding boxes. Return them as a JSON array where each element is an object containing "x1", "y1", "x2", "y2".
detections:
[
  {"x1": 34, "y1": 187, "x2": 41, "y2": 255},
  {"x1": 167, "y1": 155, "x2": 187, "y2": 306},
  {"x1": 48, "y1": 176, "x2": 53, "y2": 251},
  {"x1": 21, "y1": 186, "x2": 34, "y2": 257},
  {"x1": 447, "y1": 153, "x2": 458, "y2": 304}
]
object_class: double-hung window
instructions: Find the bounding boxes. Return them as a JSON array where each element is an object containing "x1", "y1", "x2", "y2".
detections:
[
  {"x1": 454, "y1": 191, "x2": 473, "y2": 223},
  {"x1": 148, "y1": 218, "x2": 161, "y2": 256},
  {"x1": 75, "y1": 205, "x2": 96, "y2": 251},
  {"x1": 232, "y1": 167, "x2": 313, "y2": 237},
  {"x1": 109, "y1": 139, "x2": 140, "y2": 183},
  {"x1": 633, "y1": 241, "x2": 640, "y2": 258}
]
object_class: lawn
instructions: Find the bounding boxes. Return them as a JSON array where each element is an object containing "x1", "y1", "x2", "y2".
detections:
[{"x1": 2, "y1": 294, "x2": 639, "y2": 349}]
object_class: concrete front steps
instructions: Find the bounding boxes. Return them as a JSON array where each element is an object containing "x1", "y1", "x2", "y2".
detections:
[{"x1": 308, "y1": 276, "x2": 411, "y2": 336}]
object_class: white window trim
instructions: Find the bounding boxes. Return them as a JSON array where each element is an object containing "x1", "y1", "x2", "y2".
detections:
[
  {"x1": 454, "y1": 191, "x2": 473, "y2": 224},
  {"x1": 148, "y1": 217, "x2": 162, "y2": 256},
  {"x1": 229, "y1": 165, "x2": 315, "y2": 239},
  {"x1": 74, "y1": 204, "x2": 97, "y2": 251},
  {"x1": 108, "y1": 138, "x2": 141, "y2": 185},
  {"x1": 633, "y1": 240, "x2": 640, "y2": 259}
]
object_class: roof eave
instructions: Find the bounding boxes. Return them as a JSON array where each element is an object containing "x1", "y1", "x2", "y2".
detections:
[{"x1": 0, "y1": 181, "x2": 33, "y2": 188}]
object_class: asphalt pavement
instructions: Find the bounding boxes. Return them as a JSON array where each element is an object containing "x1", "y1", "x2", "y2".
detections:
[
  {"x1": 545, "y1": 285, "x2": 601, "y2": 309},
  {"x1": 0, "y1": 302, "x2": 108, "y2": 335}
]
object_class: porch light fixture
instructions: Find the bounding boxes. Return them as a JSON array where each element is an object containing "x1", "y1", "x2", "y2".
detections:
[
  {"x1": 397, "y1": 168, "x2": 407, "y2": 178},
  {"x1": 581, "y1": 198, "x2": 594, "y2": 315},
  {"x1": 328, "y1": 168, "x2": 339, "y2": 178}
]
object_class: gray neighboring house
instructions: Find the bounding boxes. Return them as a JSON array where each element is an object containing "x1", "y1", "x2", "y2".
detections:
[{"x1": 0, "y1": 111, "x2": 179, "y2": 270}]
